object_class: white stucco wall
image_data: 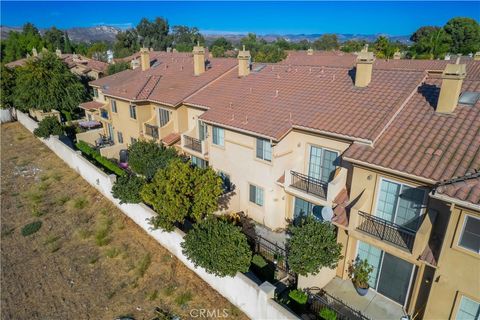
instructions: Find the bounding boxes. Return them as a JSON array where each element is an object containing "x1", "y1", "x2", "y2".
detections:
[{"x1": 16, "y1": 110, "x2": 299, "y2": 320}]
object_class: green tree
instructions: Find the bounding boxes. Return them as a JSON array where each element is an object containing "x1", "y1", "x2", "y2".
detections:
[
  {"x1": 0, "y1": 65, "x2": 16, "y2": 109},
  {"x1": 14, "y1": 52, "x2": 86, "y2": 114},
  {"x1": 444, "y1": 17, "x2": 480, "y2": 54},
  {"x1": 114, "y1": 29, "x2": 140, "y2": 58},
  {"x1": 410, "y1": 26, "x2": 451, "y2": 59},
  {"x1": 87, "y1": 42, "x2": 108, "y2": 60},
  {"x1": 64, "y1": 32, "x2": 72, "y2": 53},
  {"x1": 137, "y1": 17, "x2": 171, "y2": 50},
  {"x1": 209, "y1": 37, "x2": 233, "y2": 51},
  {"x1": 172, "y1": 25, "x2": 204, "y2": 52},
  {"x1": 33, "y1": 116, "x2": 64, "y2": 138},
  {"x1": 181, "y1": 217, "x2": 252, "y2": 277},
  {"x1": 211, "y1": 45, "x2": 225, "y2": 58},
  {"x1": 373, "y1": 36, "x2": 397, "y2": 59},
  {"x1": 3, "y1": 23, "x2": 44, "y2": 63},
  {"x1": 313, "y1": 34, "x2": 339, "y2": 50},
  {"x1": 44, "y1": 27, "x2": 65, "y2": 51},
  {"x1": 127, "y1": 140, "x2": 177, "y2": 180},
  {"x1": 341, "y1": 40, "x2": 367, "y2": 53},
  {"x1": 287, "y1": 216, "x2": 343, "y2": 276},
  {"x1": 111, "y1": 174, "x2": 145, "y2": 204},
  {"x1": 107, "y1": 61, "x2": 130, "y2": 75},
  {"x1": 141, "y1": 159, "x2": 223, "y2": 231}
]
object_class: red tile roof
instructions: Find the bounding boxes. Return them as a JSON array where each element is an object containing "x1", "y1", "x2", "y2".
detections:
[
  {"x1": 79, "y1": 101, "x2": 104, "y2": 110},
  {"x1": 162, "y1": 132, "x2": 181, "y2": 146},
  {"x1": 114, "y1": 51, "x2": 192, "y2": 64},
  {"x1": 344, "y1": 77, "x2": 480, "y2": 184},
  {"x1": 434, "y1": 172, "x2": 480, "y2": 206},
  {"x1": 186, "y1": 64, "x2": 425, "y2": 141},
  {"x1": 90, "y1": 57, "x2": 236, "y2": 106},
  {"x1": 5, "y1": 53, "x2": 108, "y2": 73}
]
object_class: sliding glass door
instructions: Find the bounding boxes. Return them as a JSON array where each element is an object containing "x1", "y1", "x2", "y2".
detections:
[
  {"x1": 308, "y1": 146, "x2": 338, "y2": 183},
  {"x1": 357, "y1": 241, "x2": 414, "y2": 305}
]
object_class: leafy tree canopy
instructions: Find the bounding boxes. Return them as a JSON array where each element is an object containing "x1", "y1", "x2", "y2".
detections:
[
  {"x1": 0, "y1": 65, "x2": 16, "y2": 109},
  {"x1": 287, "y1": 216, "x2": 343, "y2": 276},
  {"x1": 137, "y1": 17, "x2": 171, "y2": 50},
  {"x1": 313, "y1": 34, "x2": 339, "y2": 51},
  {"x1": 209, "y1": 37, "x2": 233, "y2": 51},
  {"x1": 33, "y1": 116, "x2": 64, "y2": 138},
  {"x1": 172, "y1": 25, "x2": 205, "y2": 52},
  {"x1": 141, "y1": 159, "x2": 223, "y2": 231},
  {"x1": 127, "y1": 140, "x2": 177, "y2": 180},
  {"x1": 444, "y1": 17, "x2": 480, "y2": 54},
  {"x1": 14, "y1": 51, "x2": 86, "y2": 114},
  {"x1": 107, "y1": 61, "x2": 130, "y2": 75},
  {"x1": 112, "y1": 174, "x2": 145, "y2": 204},
  {"x1": 181, "y1": 217, "x2": 252, "y2": 277}
]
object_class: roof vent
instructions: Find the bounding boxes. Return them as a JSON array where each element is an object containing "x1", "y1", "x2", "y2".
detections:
[
  {"x1": 252, "y1": 64, "x2": 266, "y2": 72},
  {"x1": 459, "y1": 92, "x2": 480, "y2": 106}
]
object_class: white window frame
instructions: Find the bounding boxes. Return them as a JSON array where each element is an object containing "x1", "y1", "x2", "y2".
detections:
[
  {"x1": 373, "y1": 177, "x2": 427, "y2": 230},
  {"x1": 256, "y1": 138, "x2": 272, "y2": 162},
  {"x1": 212, "y1": 126, "x2": 225, "y2": 147},
  {"x1": 456, "y1": 295, "x2": 480, "y2": 319},
  {"x1": 458, "y1": 214, "x2": 480, "y2": 254},
  {"x1": 158, "y1": 108, "x2": 170, "y2": 127},
  {"x1": 249, "y1": 183, "x2": 264, "y2": 207},
  {"x1": 129, "y1": 104, "x2": 137, "y2": 119},
  {"x1": 93, "y1": 88, "x2": 99, "y2": 98},
  {"x1": 111, "y1": 99, "x2": 117, "y2": 113},
  {"x1": 307, "y1": 144, "x2": 339, "y2": 183}
]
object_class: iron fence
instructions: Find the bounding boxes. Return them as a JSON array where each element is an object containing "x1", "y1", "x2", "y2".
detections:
[
  {"x1": 306, "y1": 287, "x2": 370, "y2": 320},
  {"x1": 290, "y1": 171, "x2": 328, "y2": 199},
  {"x1": 183, "y1": 135, "x2": 202, "y2": 153},
  {"x1": 145, "y1": 124, "x2": 159, "y2": 139}
]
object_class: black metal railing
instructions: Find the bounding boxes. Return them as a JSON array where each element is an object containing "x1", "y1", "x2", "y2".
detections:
[
  {"x1": 290, "y1": 171, "x2": 328, "y2": 199},
  {"x1": 357, "y1": 212, "x2": 417, "y2": 251},
  {"x1": 100, "y1": 109, "x2": 109, "y2": 120},
  {"x1": 183, "y1": 135, "x2": 202, "y2": 153},
  {"x1": 145, "y1": 124, "x2": 159, "y2": 139},
  {"x1": 244, "y1": 233, "x2": 296, "y2": 280},
  {"x1": 306, "y1": 287, "x2": 370, "y2": 320}
]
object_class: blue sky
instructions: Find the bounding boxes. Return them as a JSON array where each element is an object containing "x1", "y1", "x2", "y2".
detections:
[{"x1": 1, "y1": 1, "x2": 479, "y2": 35}]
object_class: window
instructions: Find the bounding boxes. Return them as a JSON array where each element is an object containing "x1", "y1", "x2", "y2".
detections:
[
  {"x1": 129, "y1": 105, "x2": 137, "y2": 119},
  {"x1": 249, "y1": 184, "x2": 264, "y2": 206},
  {"x1": 93, "y1": 88, "x2": 99, "y2": 98},
  {"x1": 199, "y1": 121, "x2": 207, "y2": 141},
  {"x1": 111, "y1": 100, "x2": 117, "y2": 113},
  {"x1": 293, "y1": 197, "x2": 323, "y2": 220},
  {"x1": 219, "y1": 171, "x2": 232, "y2": 193},
  {"x1": 457, "y1": 296, "x2": 480, "y2": 320},
  {"x1": 308, "y1": 146, "x2": 338, "y2": 183},
  {"x1": 158, "y1": 108, "x2": 170, "y2": 127},
  {"x1": 117, "y1": 132, "x2": 123, "y2": 144},
  {"x1": 256, "y1": 138, "x2": 271, "y2": 161},
  {"x1": 459, "y1": 215, "x2": 480, "y2": 253},
  {"x1": 375, "y1": 179, "x2": 426, "y2": 230},
  {"x1": 191, "y1": 156, "x2": 207, "y2": 169},
  {"x1": 212, "y1": 126, "x2": 224, "y2": 146},
  {"x1": 130, "y1": 137, "x2": 137, "y2": 144}
]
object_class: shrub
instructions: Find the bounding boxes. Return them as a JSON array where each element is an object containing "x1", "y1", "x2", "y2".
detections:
[
  {"x1": 181, "y1": 217, "x2": 252, "y2": 277},
  {"x1": 319, "y1": 307, "x2": 337, "y2": 320},
  {"x1": 75, "y1": 141, "x2": 125, "y2": 176},
  {"x1": 33, "y1": 116, "x2": 63, "y2": 138},
  {"x1": 141, "y1": 159, "x2": 223, "y2": 231},
  {"x1": 21, "y1": 221, "x2": 42, "y2": 236},
  {"x1": 128, "y1": 140, "x2": 177, "y2": 180},
  {"x1": 288, "y1": 289, "x2": 308, "y2": 305},
  {"x1": 348, "y1": 257, "x2": 373, "y2": 289},
  {"x1": 251, "y1": 254, "x2": 268, "y2": 268},
  {"x1": 111, "y1": 174, "x2": 145, "y2": 204},
  {"x1": 287, "y1": 216, "x2": 343, "y2": 276}
]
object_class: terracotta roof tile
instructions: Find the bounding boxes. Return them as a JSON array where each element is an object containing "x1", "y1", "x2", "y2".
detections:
[
  {"x1": 162, "y1": 132, "x2": 181, "y2": 146},
  {"x1": 434, "y1": 172, "x2": 480, "y2": 206},
  {"x1": 79, "y1": 101, "x2": 104, "y2": 110},
  {"x1": 186, "y1": 64, "x2": 424, "y2": 141}
]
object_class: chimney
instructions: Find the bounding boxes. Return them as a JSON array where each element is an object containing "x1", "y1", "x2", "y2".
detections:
[
  {"x1": 238, "y1": 45, "x2": 251, "y2": 77},
  {"x1": 355, "y1": 45, "x2": 375, "y2": 87},
  {"x1": 192, "y1": 42, "x2": 205, "y2": 76},
  {"x1": 393, "y1": 50, "x2": 401, "y2": 60},
  {"x1": 436, "y1": 59, "x2": 466, "y2": 113},
  {"x1": 140, "y1": 47, "x2": 150, "y2": 71},
  {"x1": 32, "y1": 48, "x2": 38, "y2": 57},
  {"x1": 307, "y1": 48, "x2": 314, "y2": 56},
  {"x1": 474, "y1": 52, "x2": 480, "y2": 61},
  {"x1": 55, "y1": 48, "x2": 62, "y2": 57}
]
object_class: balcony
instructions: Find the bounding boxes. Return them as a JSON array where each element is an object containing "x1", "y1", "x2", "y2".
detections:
[
  {"x1": 283, "y1": 167, "x2": 347, "y2": 205},
  {"x1": 145, "y1": 124, "x2": 159, "y2": 139},
  {"x1": 183, "y1": 135, "x2": 202, "y2": 153},
  {"x1": 356, "y1": 212, "x2": 416, "y2": 252},
  {"x1": 181, "y1": 125, "x2": 208, "y2": 158}
]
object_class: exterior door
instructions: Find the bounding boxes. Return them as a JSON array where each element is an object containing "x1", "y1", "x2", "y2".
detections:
[
  {"x1": 107, "y1": 124, "x2": 114, "y2": 141},
  {"x1": 308, "y1": 146, "x2": 338, "y2": 183},
  {"x1": 198, "y1": 121, "x2": 207, "y2": 141}
]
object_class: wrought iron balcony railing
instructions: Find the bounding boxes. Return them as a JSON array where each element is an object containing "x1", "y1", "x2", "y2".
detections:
[
  {"x1": 145, "y1": 124, "x2": 159, "y2": 139},
  {"x1": 290, "y1": 171, "x2": 328, "y2": 199},
  {"x1": 357, "y1": 211, "x2": 416, "y2": 252},
  {"x1": 183, "y1": 135, "x2": 202, "y2": 153}
]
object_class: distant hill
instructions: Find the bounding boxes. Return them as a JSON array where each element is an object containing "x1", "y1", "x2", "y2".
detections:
[
  {"x1": 1, "y1": 25, "x2": 120, "y2": 43},
  {"x1": 1, "y1": 25, "x2": 411, "y2": 44}
]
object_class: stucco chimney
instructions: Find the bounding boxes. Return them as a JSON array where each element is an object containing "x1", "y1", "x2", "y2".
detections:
[
  {"x1": 140, "y1": 48, "x2": 150, "y2": 71},
  {"x1": 436, "y1": 59, "x2": 466, "y2": 113},
  {"x1": 307, "y1": 48, "x2": 314, "y2": 56},
  {"x1": 474, "y1": 52, "x2": 480, "y2": 61},
  {"x1": 55, "y1": 48, "x2": 62, "y2": 57},
  {"x1": 355, "y1": 45, "x2": 375, "y2": 87},
  {"x1": 32, "y1": 48, "x2": 38, "y2": 57},
  {"x1": 192, "y1": 42, "x2": 205, "y2": 76},
  {"x1": 238, "y1": 45, "x2": 251, "y2": 77}
]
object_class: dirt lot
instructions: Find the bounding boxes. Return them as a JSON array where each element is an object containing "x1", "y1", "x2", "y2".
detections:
[{"x1": 1, "y1": 122, "x2": 248, "y2": 320}]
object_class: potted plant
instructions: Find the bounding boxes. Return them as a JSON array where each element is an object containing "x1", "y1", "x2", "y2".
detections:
[
  {"x1": 348, "y1": 258, "x2": 373, "y2": 296},
  {"x1": 288, "y1": 289, "x2": 308, "y2": 314}
]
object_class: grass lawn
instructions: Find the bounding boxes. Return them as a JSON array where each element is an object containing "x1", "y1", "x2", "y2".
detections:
[{"x1": 1, "y1": 122, "x2": 247, "y2": 320}]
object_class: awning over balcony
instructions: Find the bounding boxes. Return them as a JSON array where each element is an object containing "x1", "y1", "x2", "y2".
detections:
[
  {"x1": 79, "y1": 101, "x2": 103, "y2": 110},
  {"x1": 162, "y1": 132, "x2": 181, "y2": 146},
  {"x1": 332, "y1": 188, "x2": 349, "y2": 227}
]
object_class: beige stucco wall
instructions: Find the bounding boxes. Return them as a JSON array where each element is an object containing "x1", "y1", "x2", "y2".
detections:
[{"x1": 424, "y1": 206, "x2": 480, "y2": 320}]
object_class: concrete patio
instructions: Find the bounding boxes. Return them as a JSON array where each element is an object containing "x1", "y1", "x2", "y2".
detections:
[{"x1": 324, "y1": 277, "x2": 407, "y2": 320}]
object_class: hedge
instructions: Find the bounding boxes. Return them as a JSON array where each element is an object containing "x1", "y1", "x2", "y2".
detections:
[{"x1": 75, "y1": 141, "x2": 125, "y2": 176}]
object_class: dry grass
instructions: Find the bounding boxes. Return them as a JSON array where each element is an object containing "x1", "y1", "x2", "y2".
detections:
[{"x1": 1, "y1": 122, "x2": 247, "y2": 320}]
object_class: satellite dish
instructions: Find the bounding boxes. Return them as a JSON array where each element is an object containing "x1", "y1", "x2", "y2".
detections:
[{"x1": 321, "y1": 206, "x2": 334, "y2": 222}]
